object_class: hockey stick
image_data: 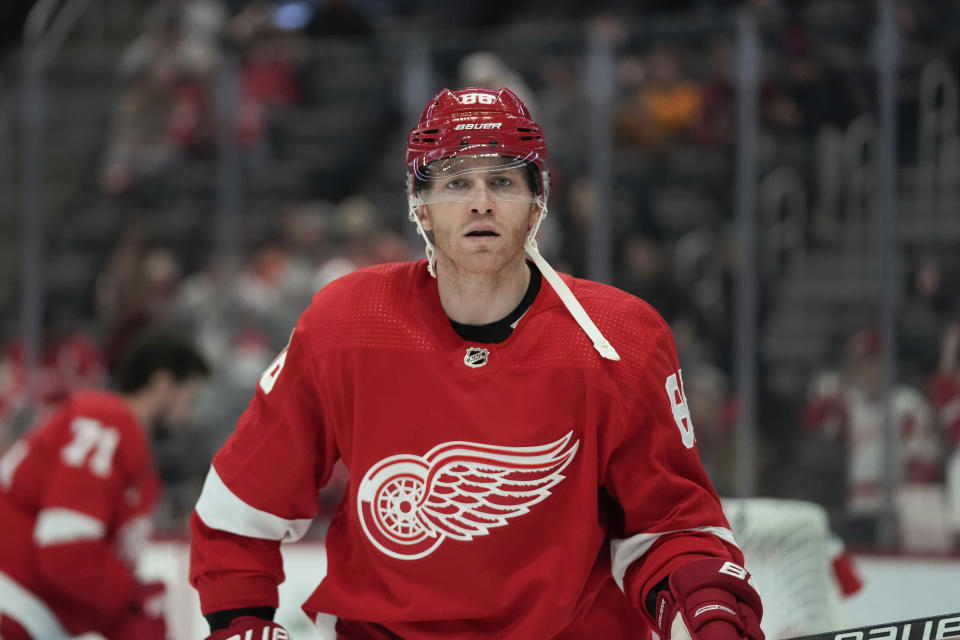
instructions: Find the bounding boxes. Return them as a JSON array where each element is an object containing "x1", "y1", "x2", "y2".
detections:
[
  {"x1": 782, "y1": 612, "x2": 960, "y2": 640},
  {"x1": 667, "y1": 611, "x2": 960, "y2": 640}
]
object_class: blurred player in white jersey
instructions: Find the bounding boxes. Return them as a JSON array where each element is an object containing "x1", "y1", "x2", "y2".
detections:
[
  {"x1": 190, "y1": 87, "x2": 765, "y2": 640},
  {"x1": 806, "y1": 329, "x2": 940, "y2": 546}
]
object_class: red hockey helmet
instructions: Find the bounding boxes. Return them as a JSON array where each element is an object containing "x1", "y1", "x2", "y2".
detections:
[{"x1": 406, "y1": 87, "x2": 548, "y2": 197}]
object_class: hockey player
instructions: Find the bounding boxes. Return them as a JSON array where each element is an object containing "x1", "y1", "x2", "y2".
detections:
[
  {"x1": 0, "y1": 333, "x2": 209, "y2": 639},
  {"x1": 190, "y1": 87, "x2": 765, "y2": 640}
]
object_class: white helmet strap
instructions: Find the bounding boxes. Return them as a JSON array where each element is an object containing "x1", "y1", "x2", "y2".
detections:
[
  {"x1": 523, "y1": 237, "x2": 620, "y2": 362},
  {"x1": 407, "y1": 175, "x2": 437, "y2": 277}
]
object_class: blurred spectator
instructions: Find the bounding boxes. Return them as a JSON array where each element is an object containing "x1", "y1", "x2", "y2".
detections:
[
  {"x1": 614, "y1": 46, "x2": 704, "y2": 149},
  {"x1": 119, "y1": 0, "x2": 225, "y2": 81},
  {"x1": 0, "y1": 309, "x2": 105, "y2": 439},
  {"x1": 930, "y1": 322, "x2": 960, "y2": 462},
  {"x1": 756, "y1": 12, "x2": 858, "y2": 135},
  {"x1": 159, "y1": 260, "x2": 294, "y2": 524},
  {"x1": 102, "y1": 54, "x2": 219, "y2": 197},
  {"x1": 805, "y1": 329, "x2": 942, "y2": 546},
  {"x1": 900, "y1": 255, "x2": 957, "y2": 386},
  {"x1": 671, "y1": 225, "x2": 733, "y2": 367},
  {"x1": 697, "y1": 35, "x2": 736, "y2": 146},
  {"x1": 237, "y1": 27, "x2": 305, "y2": 155},
  {"x1": 172, "y1": 0, "x2": 229, "y2": 44},
  {"x1": 312, "y1": 195, "x2": 407, "y2": 289},
  {"x1": 644, "y1": 46, "x2": 704, "y2": 137},
  {"x1": 552, "y1": 176, "x2": 596, "y2": 277},
  {"x1": 243, "y1": 30, "x2": 302, "y2": 110},
  {"x1": 615, "y1": 233, "x2": 680, "y2": 322},
  {"x1": 536, "y1": 58, "x2": 586, "y2": 176},
  {"x1": 95, "y1": 224, "x2": 147, "y2": 325},
  {"x1": 698, "y1": 33, "x2": 815, "y2": 142},
  {"x1": 167, "y1": 263, "x2": 231, "y2": 366},
  {"x1": 234, "y1": 243, "x2": 292, "y2": 315},
  {"x1": 103, "y1": 3, "x2": 224, "y2": 198},
  {"x1": 458, "y1": 51, "x2": 540, "y2": 117},
  {"x1": 101, "y1": 59, "x2": 186, "y2": 198},
  {"x1": 221, "y1": 3, "x2": 315, "y2": 157},
  {"x1": 117, "y1": 7, "x2": 185, "y2": 82},
  {"x1": 214, "y1": 242, "x2": 304, "y2": 351},
  {"x1": 96, "y1": 229, "x2": 183, "y2": 370},
  {"x1": 684, "y1": 363, "x2": 737, "y2": 495},
  {"x1": 277, "y1": 200, "x2": 334, "y2": 310},
  {"x1": 929, "y1": 322, "x2": 960, "y2": 544}
]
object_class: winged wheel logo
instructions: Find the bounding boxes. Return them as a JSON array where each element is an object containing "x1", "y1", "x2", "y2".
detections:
[{"x1": 357, "y1": 432, "x2": 579, "y2": 559}]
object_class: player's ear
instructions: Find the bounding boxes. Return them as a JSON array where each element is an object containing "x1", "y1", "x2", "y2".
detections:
[
  {"x1": 418, "y1": 205, "x2": 433, "y2": 232},
  {"x1": 147, "y1": 369, "x2": 176, "y2": 399},
  {"x1": 527, "y1": 202, "x2": 540, "y2": 231}
]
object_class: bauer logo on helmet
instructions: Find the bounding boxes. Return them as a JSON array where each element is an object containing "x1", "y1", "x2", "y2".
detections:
[{"x1": 453, "y1": 122, "x2": 503, "y2": 130}]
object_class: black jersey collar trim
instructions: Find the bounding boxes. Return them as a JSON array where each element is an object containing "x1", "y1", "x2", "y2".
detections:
[{"x1": 449, "y1": 261, "x2": 542, "y2": 344}]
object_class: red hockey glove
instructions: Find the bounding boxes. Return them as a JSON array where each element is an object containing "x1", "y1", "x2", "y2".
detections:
[
  {"x1": 107, "y1": 581, "x2": 167, "y2": 640},
  {"x1": 653, "y1": 558, "x2": 764, "y2": 640},
  {"x1": 206, "y1": 616, "x2": 290, "y2": 640}
]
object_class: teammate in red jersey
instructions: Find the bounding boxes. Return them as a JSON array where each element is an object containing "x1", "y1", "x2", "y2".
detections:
[
  {"x1": 191, "y1": 87, "x2": 765, "y2": 640},
  {"x1": 0, "y1": 333, "x2": 208, "y2": 639}
]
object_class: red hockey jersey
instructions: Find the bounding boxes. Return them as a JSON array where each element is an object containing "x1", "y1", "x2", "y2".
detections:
[
  {"x1": 0, "y1": 390, "x2": 160, "y2": 637},
  {"x1": 191, "y1": 260, "x2": 742, "y2": 638}
]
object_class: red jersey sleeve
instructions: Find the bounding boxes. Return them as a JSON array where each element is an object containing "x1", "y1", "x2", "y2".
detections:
[
  {"x1": 602, "y1": 316, "x2": 742, "y2": 623},
  {"x1": 32, "y1": 401, "x2": 148, "y2": 627},
  {"x1": 190, "y1": 303, "x2": 339, "y2": 614}
]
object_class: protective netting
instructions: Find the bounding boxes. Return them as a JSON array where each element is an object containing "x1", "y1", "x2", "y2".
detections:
[{"x1": 722, "y1": 498, "x2": 845, "y2": 639}]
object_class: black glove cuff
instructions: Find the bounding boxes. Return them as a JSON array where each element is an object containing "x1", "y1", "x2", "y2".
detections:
[
  {"x1": 645, "y1": 576, "x2": 670, "y2": 616},
  {"x1": 206, "y1": 606, "x2": 276, "y2": 631}
]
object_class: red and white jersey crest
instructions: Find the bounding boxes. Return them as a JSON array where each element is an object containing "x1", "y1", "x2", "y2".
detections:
[{"x1": 357, "y1": 432, "x2": 579, "y2": 559}]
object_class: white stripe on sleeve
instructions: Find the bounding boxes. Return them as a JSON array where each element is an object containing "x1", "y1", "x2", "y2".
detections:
[
  {"x1": 0, "y1": 441, "x2": 30, "y2": 491},
  {"x1": 33, "y1": 508, "x2": 107, "y2": 547},
  {"x1": 195, "y1": 466, "x2": 313, "y2": 542},
  {"x1": 609, "y1": 526, "x2": 739, "y2": 591},
  {"x1": 0, "y1": 571, "x2": 71, "y2": 639}
]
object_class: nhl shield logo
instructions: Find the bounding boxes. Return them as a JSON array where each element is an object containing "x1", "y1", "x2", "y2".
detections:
[{"x1": 463, "y1": 347, "x2": 489, "y2": 368}]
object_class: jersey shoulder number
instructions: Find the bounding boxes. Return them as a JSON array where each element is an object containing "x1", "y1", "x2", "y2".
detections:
[
  {"x1": 665, "y1": 369, "x2": 695, "y2": 449},
  {"x1": 259, "y1": 347, "x2": 289, "y2": 395}
]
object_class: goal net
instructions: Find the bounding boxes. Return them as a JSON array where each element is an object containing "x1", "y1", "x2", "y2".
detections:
[{"x1": 721, "y1": 498, "x2": 846, "y2": 639}]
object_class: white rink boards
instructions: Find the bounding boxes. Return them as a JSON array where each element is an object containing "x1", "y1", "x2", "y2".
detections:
[{"x1": 133, "y1": 536, "x2": 960, "y2": 640}]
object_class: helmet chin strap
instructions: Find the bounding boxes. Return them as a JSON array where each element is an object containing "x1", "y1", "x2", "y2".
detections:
[
  {"x1": 523, "y1": 200, "x2": 620, "y2": 362},
  {"x1": 408, "y1": 178, "x2": 437, "y2": 277}
]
